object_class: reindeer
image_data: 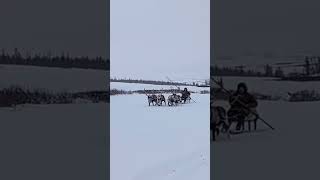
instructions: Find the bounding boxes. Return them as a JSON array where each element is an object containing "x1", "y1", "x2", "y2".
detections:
[
  {"x1": 210, "y1": 79, "x2": 230, "y2": 141},
  {"x1": 157, "y1": 94, "x2": 166, "y2": 106},
  {"x1": 147, "y1": 94, "x2": 158, "y2": 106},
  {"x1": 211, "y1": 106, "x2": 231, "y2": 141},
  {"x1": 144, "y1": 89, "x2": 158, "y2": 106},
  {"x1": 167, "y1": 93, "x2": 180, "y2": 106},
  {"x1": 176, "y1": 94, "x2": 182, "y2": 103}
]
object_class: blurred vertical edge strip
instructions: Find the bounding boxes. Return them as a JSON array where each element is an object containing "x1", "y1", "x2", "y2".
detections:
[
  {"x1": 210, "y1": 0, "x2": 214, "y2": 179},
  {"x1": 107, "y1": 0, "x2": 110, "y2": 179}
]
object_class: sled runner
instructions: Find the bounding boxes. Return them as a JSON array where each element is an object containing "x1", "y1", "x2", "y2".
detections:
[
  {"x1": 211, "y1": 106, "x2": 260, "y2": 141},
  {"x1": 229, "y1": 128, "x2": 269, "y2": 135},
  {"x1": 228, "y1": 108, "x2": 259, "y2": 132},
  {"x1": 181, "y1": 94, "x2": 191, "y2": 103}
]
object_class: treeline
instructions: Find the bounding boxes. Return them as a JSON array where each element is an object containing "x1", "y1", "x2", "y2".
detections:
[
  {"x1": 110, "y1": 89, "x2": 191, "y2": 95},
  {"x1": 211, "y1": 86, "x2": 320, "y2": 102},
  {"x1": 0, "y1": 86, "x2": 109, "y2": 107},
  {"x1": 212, "y1": 56, "x2": 320, "y2": 78},
  {"x1": 211, "y1": 88, "x2": 277, "y2": 101},
  {"x1": 111, "y1": 78, "x2": 193, "y2": 86},
  {"x1": 110, "y1": 88, "x2": 209, "y2": 95},
  {"x1": 288, "y1": 90, "x2": 320, "y2": 102},
  {"x1": 211, "y1": 65, "x2": 264, "y2": 77},
  {"x1": 302, "y1": 56, "x2": 320, "y2": 76},
  {"x1": 0, "y1": 48, "x2": 109, "y2": 70},
  {"x1": 211, "y1": 65, "x2": 285, "y2": 78}
]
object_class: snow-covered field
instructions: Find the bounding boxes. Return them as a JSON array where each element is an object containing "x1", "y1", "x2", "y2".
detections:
[
  {"x1": 0, "y1": 65, "x2": 107, "y2": 91},
  {"x1": 111, "y1": 82, "x2": 209, "y2": 93},
  {"x1": 0, "y1": 103, "x2": 107, "y2": 179},
  {"x1": 212, "y1": 75, "x2": 320, "y2": 179},
  {"x1": 0, "y1": 65, "x2": 108, "y2": 179},
  {"x1": 111, "y1": 93, "x2": 210, "y2": 180},
  {"x1": 213, "y1": 100, "x2": 320, "y2": 180}
]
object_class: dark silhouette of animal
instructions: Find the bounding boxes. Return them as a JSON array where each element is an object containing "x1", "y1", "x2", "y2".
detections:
[
  {"x1": 176, "y1": 94, "x2": 182, "y2": 103},
  {"x1": 167, "y1": 94, "x2": 180, "y2": 106},
  {"x1": 211, "y1": 106, "x2": 230, "y2": 141},
  {"x1": 157, "y1": 94, "x2": 166, "y2": 106},
  {"x1": 147, "y1": 94, "x2": 158, "y2": 106}
]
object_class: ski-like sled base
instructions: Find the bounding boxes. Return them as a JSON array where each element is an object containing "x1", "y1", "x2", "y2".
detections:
[{"x1": 229, "y1": 128, "x2": 270, "y2": 135}]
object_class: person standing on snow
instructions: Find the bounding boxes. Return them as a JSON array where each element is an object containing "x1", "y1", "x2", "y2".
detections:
[{"x1": 227, "y1": 82, "x2": 258, "y2": 131}]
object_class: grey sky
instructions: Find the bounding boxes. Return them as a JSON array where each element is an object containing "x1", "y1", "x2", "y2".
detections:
[
  {"x1": 111, "y1": 0, "x2": 210, "y2": 81},
  {"x1": 0, "y1": 0, "x2": 107, "y2": 58},
  {"x1": 214, "y1": 0, "x2": 320, "y2": 63}
]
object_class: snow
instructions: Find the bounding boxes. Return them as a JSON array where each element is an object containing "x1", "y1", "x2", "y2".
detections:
[
  {"x1": 213, "y1": 100, "x2": 320, "y2": 180},
  {"x1": 0, "y1": 103, "x2": 107, "y2": 180},
  {"x1": 111, "y1": 93, "x2": 210, "y2": 180},
  {"x1": 0, "y1": 64, "x2": 108, "y2": 179},
  {"x1": 212, "y1": 75, "x2": 320, "y2": 179},
  {"x1": 111, "y1": 82, "x2": 209, "y2": 93},
  {"x1": 0, "y1": 65, "x2": 107, "y2": 92}
]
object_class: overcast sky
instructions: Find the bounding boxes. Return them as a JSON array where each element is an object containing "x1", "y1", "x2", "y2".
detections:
[
  {"x1": 0, "y1": 0, "x2": 107, "y2": 58},
  {"x1": 111, "y1": 0, "x2": 210, "y2": 81},
  {"x1": 214, "y1": 0, "x2": 320, "y2": 62}
]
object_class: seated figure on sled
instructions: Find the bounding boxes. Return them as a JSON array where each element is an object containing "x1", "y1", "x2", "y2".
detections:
[
  {"x1": 227, "y1": 82, "x2": 258, "y2": 132},
  {"x1": 181, "y1": 88, "x2": 191, "y2": 103}
]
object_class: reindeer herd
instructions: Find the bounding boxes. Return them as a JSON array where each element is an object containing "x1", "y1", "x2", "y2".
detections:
[{"x1": 146, "y1": 93, "x2": 191, "y2": 106}]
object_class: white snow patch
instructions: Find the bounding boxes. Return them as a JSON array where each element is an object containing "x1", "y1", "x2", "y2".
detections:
[{"x1": 111, "y1": 94, "x2": 210, "y2": 180}]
